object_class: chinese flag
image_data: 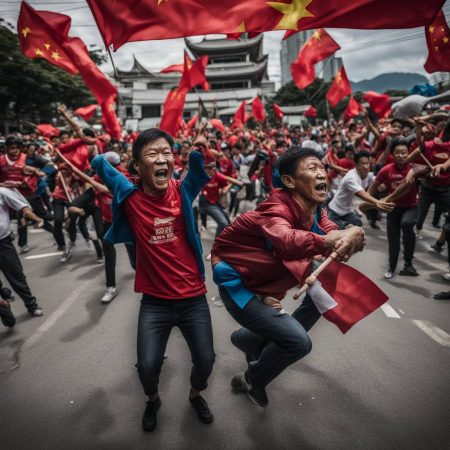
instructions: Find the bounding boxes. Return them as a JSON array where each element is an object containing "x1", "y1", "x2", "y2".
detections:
[
  {"x1": 160, "y1": 63, "x2": 185, "y2": 73},
  {"x1": 291, "y1": 29, "x2": 340, "y2": 89},
  {"x1": 252, "y1": 96, "x2": 266, "y2": 122},
  {"x1": 160, "y1": 87, "x2": 188, "y2": 137},
  {"x1": 17, "y1": 2, "x2": 79, "y2": 74},
  {"x1": 343, "y1": 97, "x2": 364, "y2": 121},
  {"x1": 326, "y1": 66, "x2": 352, "y2": 108},
  {"x1": 210, "y1": 118, "x2": 226, "y2": 133},
  {"x1": 363, "y1": 91, "x2": 391, "y2": 118},
  {"x1": 273, "y1": 103, "x2": 284, "y2": 122},
  {"x1": 233, "y1": 100, "x2": 249, "y2": 127},
  {"x1": 424, "y1": 10, "x2": 450, "y2": 73},
  {"x1": 36, "y1": 124, "x2": 60, "y2": 138},
  {"x1": 187, "y1": 114, "x2": 198, "y2": 129},
  {"x1": 86, "y1": 0, "x2": 445, "y2": 51},
  {"x1": 304, "y1": 105, "x2": 318, "y2": 118},
  {"x1": 74, "y1": 104, "x2": 98, "y2": 121},
  {"x1": 180, "y1": 53, "x2": 209, "y2": 91},
  {"x1": 101, "y1": 97, "x2": 122, "y2": 141}
]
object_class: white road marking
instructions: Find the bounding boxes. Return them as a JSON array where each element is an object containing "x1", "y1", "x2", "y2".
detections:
[
  {"x1": 29, "y1": 229, "x2": 44, "y2": 234},
  {"x1": 380, "y1": 303, "x2": 401, "y2": 319},
  {"x1": 412, "y1": 320, "x2": 450, "y2": 348},
  {"x1": 398, "y1": 309, "x2": 405, "y2": 315},
  {"x1": 25, "y1": 252, "x2": 62, "y2": 260},
  {"x1": 22, "y1": 281, "x2": 90, "y2": 352}
]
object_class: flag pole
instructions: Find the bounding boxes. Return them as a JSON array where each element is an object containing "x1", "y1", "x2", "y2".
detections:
[
  {"x1": 107, "y1": 46, "x2": 118, "y2": 79},
  {"x1": 293, "y1": 252, "x2": 338, "y2": 300}
]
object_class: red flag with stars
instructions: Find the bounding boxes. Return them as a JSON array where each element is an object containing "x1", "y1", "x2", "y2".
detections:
[
  {"x1": 101, "y1": 97, "x2": 122, "y2": 141},
  {"x1": 160, "y1": 87, "x2": 188, "y2": 137},
  {"x1": 291, "y1": 29, "x2": 340, "y2": 89},
  {"x1": 17, "y1": 1, "x2": 79, "y2": 74},
  {"x1": 326, "y1": 66, "x2": 352, "y2": 108},
  {"x1": 180, "y1": 53, "x2": 209, "y2": 91},
  {"x1": 424, "y1": 10, "x2": 450, "y2": 73},
  {"x1": 343, "y1": 97, "x2": 364, "y2": 121},
  {"x1": 252, "y1": 96, "x2": 266, "y2": 122},
  {"x1": 233, "y1": 100, "x2": 249, "y2": 127},
  {"x1": 74, "y1": 104, "x2": 98, "y2": 121},
  {"x1": 86, "y1": 0, "x2": 445, "y2": 51},
  {"x1": 273, "y1": 103, "x2": 284, "y2": 122},
  {"x1": 304, "y1": 105, "x2": 318, "y2": 118},
  {"x1": 363, "y1": 91, "x2": 391, "y2": 118}
]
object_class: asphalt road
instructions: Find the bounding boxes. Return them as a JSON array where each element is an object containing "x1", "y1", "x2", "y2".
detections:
[{"x1": 0, "y1": 214, "x2": 449, "y2": 450}]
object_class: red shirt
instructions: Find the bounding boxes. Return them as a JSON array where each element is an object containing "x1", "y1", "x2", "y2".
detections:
[
  {"x1": 0, "y1": 153, "x2": 38, "y2": 198},
  {"x1": 123, "y1": 180, "x2": 206, "y2": 299},
  {"x1": 201, "y1": 171, "x2": 229, "y2": 205},
  {"x1": 218, "y1": 157, "x2": 236, "y2": 177},
  {"x1": 423, "y1": 139, "x2": 450, "y2": 187},
  {"x1": 338, "y1": 157, "x2": 356, "y2": 170},
  {"x1": 375, "y1": 163, "x2": 418, "y2": 208},
  {"x1": 58, "y1": 139, "x2": 90, "y2": 171},
  {"x1": 53, "y1": 172, "x2": 75, "y2": 202}
]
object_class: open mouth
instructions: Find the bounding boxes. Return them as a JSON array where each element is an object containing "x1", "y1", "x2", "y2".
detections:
[
  {"x1": 315, "y1": 182, "x2": 327, "y2": 193},
  {"x1": 154, "y1": 168, "x2": 168, "y2": 180}
]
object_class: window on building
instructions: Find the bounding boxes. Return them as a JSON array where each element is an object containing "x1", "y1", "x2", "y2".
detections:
[
  {"x1": 147, "y1": 83, "x2": 161, "y2": 89},
  {"x1": 126, "y1": 107, "x2": 133, "y2": 118},
  {"x1": 123, "y1": 82, "x2": 133, "y2": 88},
  {"x1": 210, "y1": 55, "x2": 245, "y2": 64},
  {"x1": 210, "y1": 80, "x2": 248, "y2": 90},
  {"x1": 141, "y1": 105, "x2": 161, "y2": 118}
]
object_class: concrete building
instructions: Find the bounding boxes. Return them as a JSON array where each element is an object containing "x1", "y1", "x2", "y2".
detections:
[
  {"x1": 115, "y1": 35, "x2": 275, "y2": 130},
  {"x1": 430, "y1": 72, "x2": 450, "y2": 93}
]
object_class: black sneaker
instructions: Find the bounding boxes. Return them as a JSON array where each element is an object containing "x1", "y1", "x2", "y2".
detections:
[
  {"x1": 0, "y1": 301, "x2": 15, "y2": 327},
  {"x1": 433, "y1": 291, "x2": 450, "y2": 300},
  {"x1": 370, "y1": 221, "x2": 380, "y2": 230},
  {"x1": 245, "y1": 353, "x2": 257, "y2": 365},
  {"x1": 142, "y1": 397, "x2": 161, "y2": 432},
  {"x1": 0, "y1": 286, "x2": 14, "y2": 302},
  {"x1": 399, "y1": 265, "x2": 419, "y2": 276},
  {"x1": 189, "y1": 395, "x2": 214, "y2": 424},
  {"x1": 231, "y1": 372, "x2": 268, "y2": 407},
  {"x1": 430, "y1": 242, "x2": 444, "y2": 253}
]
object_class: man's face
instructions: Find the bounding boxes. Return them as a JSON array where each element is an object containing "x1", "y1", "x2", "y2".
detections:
[
  {"x1": 60, "y1": 133, "x2": 70, "y2": 145},
  {"x1": 390, "y1": 121, "x2": 402, "y2": 136},
  {"x1": 393, "y1": 145, "x2": 408, "y2": 165},
  {"x1": 134, "y1": 137, "x2": 174, "y2": 194},
  {"x1": 345, "y1": 150, "x2": 354, "y2": 160},
  {"x1": 6, "y1": 144, "x2": 21, "y2": 161},
  {"x1": 356, "y1": 157, "x2": 371, "y2": 179},
  {"x1": 283, "y1": 156, "x2": 328, "y2": 204},
  {"x1": 204, "y1": 163, "x2": 216, "y2": 178}
]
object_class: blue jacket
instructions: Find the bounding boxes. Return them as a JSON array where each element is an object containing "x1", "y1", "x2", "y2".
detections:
[{"x1": 90, "y1": 151, "x2": 210, "y2": 279}]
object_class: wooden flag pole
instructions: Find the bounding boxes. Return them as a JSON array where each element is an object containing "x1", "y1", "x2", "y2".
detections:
[{"x1": 293, "y1": 252, "x2": 339, "y2": 300}]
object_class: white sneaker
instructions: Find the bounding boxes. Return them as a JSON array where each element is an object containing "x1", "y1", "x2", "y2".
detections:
[
  {"x1": 96, "y1": 257, "x2": 104, "y2": 264},
  {"x1": 101, "y1": 287, "x2": 118, "y2": 303},
  {"x1": 60, "y1": 242, "x2": 75, "y2": 263},
  {"x1": 416, "y1": 231, "x2": 423, "y2": 240},
  {"x1": 205, "y1": 253, "x2": 212, "y2": 261},
  {"x1": 384, "y1": 270, "x2": 394, "y2": 279},
  {"x1": 19, "y1": 244, "x2": 30, "y2": 254},
  {"x1": 442, "y1": 270, "x2": 450, "y2": 281}
]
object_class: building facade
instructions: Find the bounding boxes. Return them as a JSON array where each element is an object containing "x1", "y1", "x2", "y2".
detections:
[{"x1": 115, "y1": 35, "x2": 275, "y2": 130}]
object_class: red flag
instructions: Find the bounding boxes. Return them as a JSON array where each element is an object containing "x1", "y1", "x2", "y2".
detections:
[
  {"x1": 291, "y1": 29, "x2": 340, "y2": 89},
  {"x1": 160, "y1": 63, "x2": 185, "y2": 73},
  {"x1": 307, "y1": 260, "x2": 388, "y2": 333},
  {"x1": 304, "y1": 105, "x2": 318, "y2": 118},
  {"x1": 101, "y1": 97, "x2": 122, "y2": 141},
  {"x1": 424, "y1": 10, "x2": 450, "y2": 73},
  {"x1": 210, "y1": 118, "x2": 226, "y2": 133},
  {"x1": 273, "y1": 103, "x2": 284, "y2": 122},
  {"x1": 58, "y1": 140, "x2": 91, "y2": 172},
  {"x1": 233, "y1": 100, "x2": 249, "y2": 127},
  {"x1": 326, "y1": 66, "x2": 352, "y2": 108},
  {"x1": 160, "y1": 87, "x2": 188, "y2": 137},
  {"x1": 17, "y1": 2, "x2": 79, "y2": 74},
  {"x1": 363, "y1": 91, "x2": 391, "y2": 118},
  {"x1": 343, "y1": 97, "x2": 364, "y2": 121},
  {"x1": 74, "y1": 104, "x2": 98, "y2": 121},
  {"x1": 36, "y1": 124, "x2": 59, "y2": 138},
  {"x1": 187, "y1": 115, "x2": 198, "y2": 129},
  {"x1": 251, "y1": 96, "x2": 266, "y2": 122},
  {"x1": 86, "y1": 0, "x2": 445, "y2": 50},
  {"x1": 180, "y1": 53, "x2": 209, "y2": 91}
]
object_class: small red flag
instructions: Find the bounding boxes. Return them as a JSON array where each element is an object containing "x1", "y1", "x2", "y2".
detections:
[
  {"x1": 291, "y1": 29, "x2": 340, "y2": 90},
  {"x1": 273, "y1": 103, "x2": 284, "y2": 122},
  {"x1": 304, "y1": 105, "x2": 318, "y2": 118},
  {"x1": 363, "y1": 91, "x2": 391, "y2": 118},
  {"x1": 160, "y1": 63, "x2": 185, "y2": 73},
  {"x1": 326, "y1": 66, "x2": 352, "y2": 108},
  {"x1": 160, "y1": 87, "x2": 188, "y2": 137},
  {"x1": 251, "y1": 96, "x2": 266, "y2": 122},
  {"x1": 210, "y1": 118, "x2": 226, "y2": 133},
  {"x1": 424, "y1": 10, "x2": 450, "y2": 73},
  {"x1": 101, "y1": 97, "x2": 122, "y2": 141},
  {"x1": 233, "y1": 100, "x2": 249, "y2": 127},
  {"x1": 187, "y1": 114, "x2": 198, "y2": 129},
  {"x1": 343, "y1": 97, "x2": 364, "y2": 121},
  {"x1": 74, "y1": 104, "x2": 98, "y2": 121},
  {"x1": 180, "y1": 53, "x2": 209, "y2": 91},
  {"x1": 36, "y1": 124, "x2": 60, "y2": 138}
]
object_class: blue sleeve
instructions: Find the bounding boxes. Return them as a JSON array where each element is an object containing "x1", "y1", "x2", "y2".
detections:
[
  {"x1": 91, "y1": 155, "x2": 134, "y2": 197},
  {"x1": 181, "y1": 151, "x2": 210, "y2": 202}
]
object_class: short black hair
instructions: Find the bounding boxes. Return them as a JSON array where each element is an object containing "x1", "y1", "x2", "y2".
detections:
[
  {"x1": 132, "y1": 128, "x2": 174, "y2": 161},
  {"x1": 390, "y1": 137, "x2": 409, "y2": 151},
  {"x1": 5, "y1": 136, "x2": 22, "y2": 147},
  {"x1": 278, "y1": 146, "x2": 322, "y2": 178},
  {"x1": 354, "y1": 151, "x2": 371, "y2": 164},
  {"x1": 391, "y1": 118, "x2": 403, "y2": 127},
  {"x1": 344, "y1": 144, "x2": 355, "y2": 154},
  {"x1": 59, "y1": 130, "x2": 71, "y2": 137},
  {"x1": 83, "y1": 128, "x2": 96, "y2": 138}
]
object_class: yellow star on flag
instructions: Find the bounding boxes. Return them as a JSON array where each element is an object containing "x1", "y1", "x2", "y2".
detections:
[
  {"x1": 443, "y1": 36, "x2": 449, "y2": 44},
  {"x1": 157, "y1": 0, "x2": 168, "y2": 5},
  {"x1": 44, "y1": 42, "x2": 51, "y2": 50},
  {"x1": 429, "y1": 26, "x2": 435, "y2": 33},
  {"x1": 21, "y1": 27, "x2": 31, "y2": 38},
  {"x1": 35, "y1": 48, "x2": 43, "y2": 56},
  {"x1": 312, "y1": 30, "x2": 321, "y2": 40},
  {"x1": 236, "y1": 21, "x2": 246, "y2": 33},
  {"x1": 51, "y1": 51, "x2": 61, "y2": 61},
  {"x1": 267, "y1": 0, "x2": 314, "y2": 30},
  {"x1": 335, "y1": 72, "x2": 342, "y2": 83}
]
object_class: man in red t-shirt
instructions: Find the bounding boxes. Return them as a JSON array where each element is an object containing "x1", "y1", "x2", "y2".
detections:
[
  {"x1": 368, "y1": 138, "x2": 418, "y2": 278},
  {"x1": 91, "y1": 128, "x2": 215, "y2": 431}
]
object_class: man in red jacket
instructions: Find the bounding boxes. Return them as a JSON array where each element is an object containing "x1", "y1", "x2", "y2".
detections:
[{"x1": 211, "y1": 147, "x2": 365, "y2": 407}]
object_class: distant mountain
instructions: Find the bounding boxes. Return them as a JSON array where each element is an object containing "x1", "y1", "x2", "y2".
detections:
[{"x1": 350, "y1": 72, "x2": 429, "y2": 93}]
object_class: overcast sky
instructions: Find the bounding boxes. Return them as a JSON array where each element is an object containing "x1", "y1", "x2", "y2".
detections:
[{"x1": 2, "y1": 1, "x2": 449, "y2": 83}]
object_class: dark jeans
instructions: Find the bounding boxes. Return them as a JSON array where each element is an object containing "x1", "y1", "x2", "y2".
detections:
[
  {"x1": 17, "y1": 196, "x2": 54, "y2": 247},
  {"x1": 220, "y1": 287, "x2": 320, "y2": 388},
  {"x1": 137, "y1": 294, "x2": 215, "y2": 396},
  {"x1": 199, "y1": 197, "x2": 231, "y2": 237},
  {"x1": 53, "y1": 199, "x2": 76, "y2": 247},
  {"x1": 386, "y1": 206, "x2": 417, "y2": 271},
  {"x1": 416, "y1": 183, "x2": 450, "y2": 231},
  {"x1": 328, "y1": 207, "x2": 362, "y2": 229},
  {"x1": 0, "y1": 234, "x2": 38, "y2": 312}
]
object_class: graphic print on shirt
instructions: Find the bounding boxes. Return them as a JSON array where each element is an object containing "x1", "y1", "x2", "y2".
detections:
[{"x1": 149, "y1": 216, "x2": 177, "y2": 245}]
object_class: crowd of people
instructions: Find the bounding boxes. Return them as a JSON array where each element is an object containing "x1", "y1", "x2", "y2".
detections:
[{"x1": 0, "y1": 103, "x2": 449, "y2": 430}]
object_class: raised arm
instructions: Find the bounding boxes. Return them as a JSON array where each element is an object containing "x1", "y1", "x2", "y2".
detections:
[{"x1": 57, "y1": 104, "x2": 97, "y2": 145}]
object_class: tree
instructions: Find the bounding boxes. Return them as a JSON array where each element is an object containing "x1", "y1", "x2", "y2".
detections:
[{"x1": 0, "y1": 22, "x2": 95, "y2": 132}]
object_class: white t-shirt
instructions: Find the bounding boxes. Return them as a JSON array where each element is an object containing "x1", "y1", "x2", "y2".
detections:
[
  {"x1": 329, "y1": 168, "x2": 374, "y2": 216},
  {"x1": 0, "y1": 188, "x2": 30, "y2": 240}
]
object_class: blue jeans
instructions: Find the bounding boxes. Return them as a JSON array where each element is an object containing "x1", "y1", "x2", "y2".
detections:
[
  {"x1": 136, "y1": 294, "x2": 215, "y2": 396},
  {"x1": 328, "y1": 207, "x2": 363, "y2": 229},
  {"x1": 199, "y1": 197, "x2": 231, "y2": 236},
  {"x1": 219, "y1": 287, "x2": 321, "y2": 388}
]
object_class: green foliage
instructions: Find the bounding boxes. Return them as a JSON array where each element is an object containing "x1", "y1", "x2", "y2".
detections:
[{"x1": 0, "y1": 23, "x2": 94, "y2": 128}]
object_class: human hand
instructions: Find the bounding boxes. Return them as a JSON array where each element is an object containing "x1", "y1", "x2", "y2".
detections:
[
  {"x1": 68, "y1": 206, "x2": 85, "y2": 216},
  {"x1": 57, "y1": 104, "x2": 68, "y2": 114},
  {"x1": 262, "y1": 296, "x2": 283, "y2": 312},
  {"x1": 333, "y1": 227, "x2": 365, "y2": 262},
  {"x1": 431, "y1": 164, "x2": 445, "y2": 178},
  {"x1": 376, "y1": 199, "x2": 395, "y2": 212}
]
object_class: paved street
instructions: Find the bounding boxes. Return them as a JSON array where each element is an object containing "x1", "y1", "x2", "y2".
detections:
[{"x1": 1, "y1": 215, "x2": 449, "y2": 450}]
